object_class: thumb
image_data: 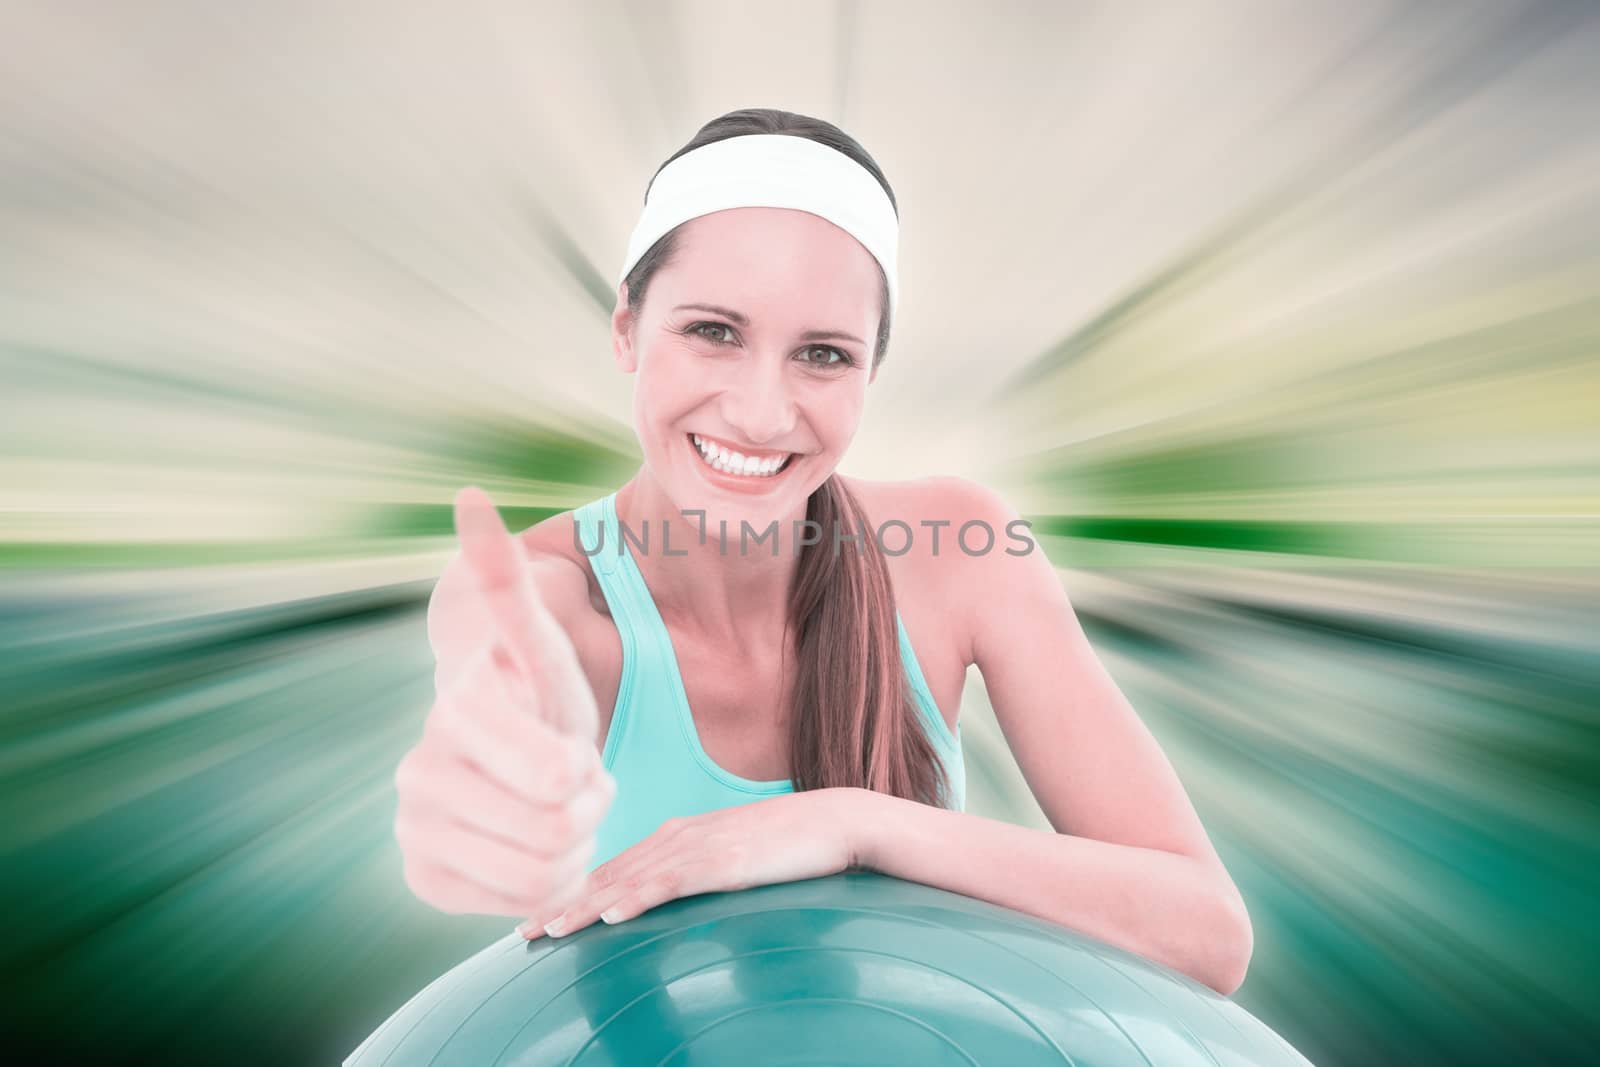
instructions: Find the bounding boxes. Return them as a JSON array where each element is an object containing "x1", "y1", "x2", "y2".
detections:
[{"x1": 451, "y1": 486, "x2": 597, "y2": 738}]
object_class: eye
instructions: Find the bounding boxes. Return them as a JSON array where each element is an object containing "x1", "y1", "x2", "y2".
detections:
[
  {"x1": 800, "y1": 346, "x2": 855, "y2": 369},
  {"x1": 688, "y1": 322, "x2": 736, "y2": 344}
]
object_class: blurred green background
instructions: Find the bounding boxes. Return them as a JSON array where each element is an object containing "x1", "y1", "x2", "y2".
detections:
[{"x1": 2, "y1": 1, "x2": 1598, "y2": 1064}]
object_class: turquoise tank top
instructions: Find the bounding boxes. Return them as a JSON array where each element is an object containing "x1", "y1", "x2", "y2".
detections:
[{"x1": 574, "y1": 491, "x2": 965, "y2": 870}]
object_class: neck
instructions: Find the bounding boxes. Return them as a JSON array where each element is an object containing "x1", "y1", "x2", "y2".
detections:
[{"x1": 615, "y1": 471, "x2": 808, "y2": 651}]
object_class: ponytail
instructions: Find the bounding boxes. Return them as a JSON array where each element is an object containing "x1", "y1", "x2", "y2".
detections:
[{"x1": 786, "y1": 474, "x2": 951, "y2": 807}]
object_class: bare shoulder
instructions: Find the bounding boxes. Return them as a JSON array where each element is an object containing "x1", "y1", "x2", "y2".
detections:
[
  {"x1": 840, "y1": 472, "x2": 1022, "y2": 539},
  {"x1": 839, "y1": 473, "x2": 1029, "y2": 670},
  {"x1": 511, "y1": 508, "x2": 603, "y2": 621},
  {"x1": 873, "y1": 474, "x2": 1045, "y2": 584}
]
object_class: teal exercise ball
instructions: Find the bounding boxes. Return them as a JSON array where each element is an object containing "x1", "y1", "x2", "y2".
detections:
[{"x1": 349, "y1": 872, "x2": 1311, "y2": 1066}]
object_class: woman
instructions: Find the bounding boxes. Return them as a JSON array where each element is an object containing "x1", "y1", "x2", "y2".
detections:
[{"x1": 397, "y1": 108, "x2": 1254, "y2": 997}]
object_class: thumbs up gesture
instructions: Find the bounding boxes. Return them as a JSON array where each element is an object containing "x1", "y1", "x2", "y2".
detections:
[{"x1": 394, "y1": 487, "x2": 614, "y2": 918}]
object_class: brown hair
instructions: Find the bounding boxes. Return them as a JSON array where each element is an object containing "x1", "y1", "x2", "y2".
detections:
[{"x1": 623, "y1": 107, "x2": 951, "y2": 808}]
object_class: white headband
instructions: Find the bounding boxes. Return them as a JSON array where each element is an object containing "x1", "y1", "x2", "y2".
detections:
[{"x1": 617, "y1": 133, "x2": 900, "y2": 319}]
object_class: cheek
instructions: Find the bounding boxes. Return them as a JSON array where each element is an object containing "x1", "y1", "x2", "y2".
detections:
[
  {"x1": 633, "y1": 347, "x2": 684, "y2": 399},
  {"x1": 632, "y1": 350, "x2": 705, "y2": 445},
  {"x1": 819, "y1": 382, "x2": 869, "y2": 441},
  {"x1": 637, "y1": 342, "x2": 718, "y2": 397}
]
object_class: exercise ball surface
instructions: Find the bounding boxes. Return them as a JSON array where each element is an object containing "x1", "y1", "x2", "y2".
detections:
[{"x1": 348, "y1": 871, "x2": 1310, "y2": 1066}]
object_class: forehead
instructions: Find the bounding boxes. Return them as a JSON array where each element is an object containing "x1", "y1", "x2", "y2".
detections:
[{"x1": 654, "y1": 207, "x2": 881, "y2": 323}]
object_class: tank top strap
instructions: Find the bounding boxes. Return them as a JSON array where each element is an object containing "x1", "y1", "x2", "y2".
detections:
[
  {"x1": 571, "y1": 491, "x2": 654, "y2": 645},
  {"x1": 571, "y1": 493, "x2": 622, "y2": 579},
  {"x1": 893, "y1": 609, "x2": 966, "y2": 811},
  {"x1": 894, "y1": 611, "x2": 962, "y2": 751}
]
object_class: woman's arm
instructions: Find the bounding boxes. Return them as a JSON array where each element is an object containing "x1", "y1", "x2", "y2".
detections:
[
  {"x1": 853, "y1": 478, "x2": 1254, "y2": 996},
  {"x1": 847, "y1": 792, "x2": 1251, "y2": 995}
]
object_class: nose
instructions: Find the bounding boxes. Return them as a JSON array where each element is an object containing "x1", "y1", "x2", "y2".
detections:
[{"x1": 720, "y1": 351, "x2": 797, "y2": 447}]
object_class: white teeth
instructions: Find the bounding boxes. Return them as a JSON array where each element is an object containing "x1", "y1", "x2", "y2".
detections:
[{"x1": 690, "y1": 434, "x2": 791, "y2": 478}]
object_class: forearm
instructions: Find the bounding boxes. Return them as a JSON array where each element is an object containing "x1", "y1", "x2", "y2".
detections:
[{"x1": 845, "y1": 788, "x2": 1252, "y2": 996}]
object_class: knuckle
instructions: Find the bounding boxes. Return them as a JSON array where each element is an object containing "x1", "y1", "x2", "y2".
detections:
[
  {"x1": 393, "y1": 750, "x2": 427, "y2": 794},
  {"x1": 401, "y1": 859, "x2": 439, "y2": 902},
  {"x1": 541, "y1": 765, "x2": 571, "y2": 799},
  {"x1": 400, "y1": 860, "x2": 421, "y2": 896},
  {"x1": 450, "y1": 646, "x2": 499, "y2": 705},
  {"x1": 393, "y1": 755, "x2": 415, "y2": 794},
  {"x1": 393, "y1": 811, "x2": 429, "y2": 854},
  {"x1": 525, "y1": 811, "x2": 567, "y2": 856},
  {"x1": 658, "y1": 868, "x2": 682, "y2": 893},
  {"x1": 422, "y1": 700, "x2": 458, "y2": 746},
  {"x1": 497, "y1": 675, "x2": 537, "y2": 719},
  {"x1": 541, "y1": 754, "x2": 579, "y2": 797},
  {"x1": 543, "y1": 806, "x2": 577, "y2": 844},
  {"x1": 490, "y1": 642, "x2": 534, "y2": 689},
  {"x1": 440, "y1": 645, "x2": 488, "y2": 695}
]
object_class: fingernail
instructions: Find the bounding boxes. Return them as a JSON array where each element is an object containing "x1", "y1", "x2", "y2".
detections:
[
  {"x1": 599, "y1": 908, "x2": 620, "y2": 925},
  {"x1": 515, "y1": 921, "x2": 539, "y2": 939},
  {"x1": 543, "y1": 915, "x2": 568, "y2": 937}
]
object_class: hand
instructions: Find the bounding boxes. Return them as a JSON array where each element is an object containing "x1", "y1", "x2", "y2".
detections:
[
  {"x1": 518, "y1": 787, "x2": 865, "y2": 939},
  {"x1": 393, "y1": 486, "x2": 614, "y2": 918}
]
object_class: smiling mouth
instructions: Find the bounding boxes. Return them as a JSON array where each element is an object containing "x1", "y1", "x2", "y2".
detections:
[{"x1": 687, "y1": 433, "x2": 796, "y2": 479}]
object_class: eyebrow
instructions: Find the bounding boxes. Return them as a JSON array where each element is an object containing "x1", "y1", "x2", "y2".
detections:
[{"x1": 672, "y1": 303, "x2": 865, "y2": 346}]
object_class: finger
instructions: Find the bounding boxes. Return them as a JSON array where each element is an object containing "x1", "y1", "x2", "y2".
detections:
[
  {"x1": 536, "y1": 821, "x2": 689, "y2": 938},
  {"x1": 550, "y1": 858, "x2": 699, "y2": 937},
  {"x1": 525, "y1": 831, "x2": 598, "y2": 910},
  {"x1": 407, "y1": 844, "x2": 592, "y2": 920},
  {"x1": 488, "y1": 642, "x2": 543, "y2": 718},
  {"x1": 432, "y1": 645, "x2": 605, "y2": 805},
  {"x1": 523, "y1": 842, "x2": 599, "y2": 928},
  {"x1": 533, "y1": 618, "x2": 603, "y2": 742},
  {"x1": 403, "y1": 857, "x2": 536, "y2": 917},
  {"x1": 452, "y1": 486, "x2": 545, "y2": 688},
  {"x1": 443, "y1": 639, "x2": 545, "y2": 722},
  {"x1": 588, "y1": 815, "x2": 682, "y2": 889},
  {"x1": 452, "y1": 487, "x2": 599, "y2": 738},
  {"x1": 400, "y1": 747, "x2": 615, "y2": 859},
  {"x1": 402, "y1": 817, "x2": 582, "y2": 907},
  {"x1": 472, "y1": 650, "x2": 607, "y2": 805},
  {"x1": 594, "y1": 875, "x2": 675, "y2": 927},
  {"x1": 403, "y1": 755, "x2": 614, "y2": 863},
  {"x1": 522, "y1": 852, "x2": 630, "y2": 939}
]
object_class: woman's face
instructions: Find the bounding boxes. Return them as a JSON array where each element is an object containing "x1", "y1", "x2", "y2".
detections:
[{"x1": 611, "y1": 206, "x2": 883, "y2": 529}]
